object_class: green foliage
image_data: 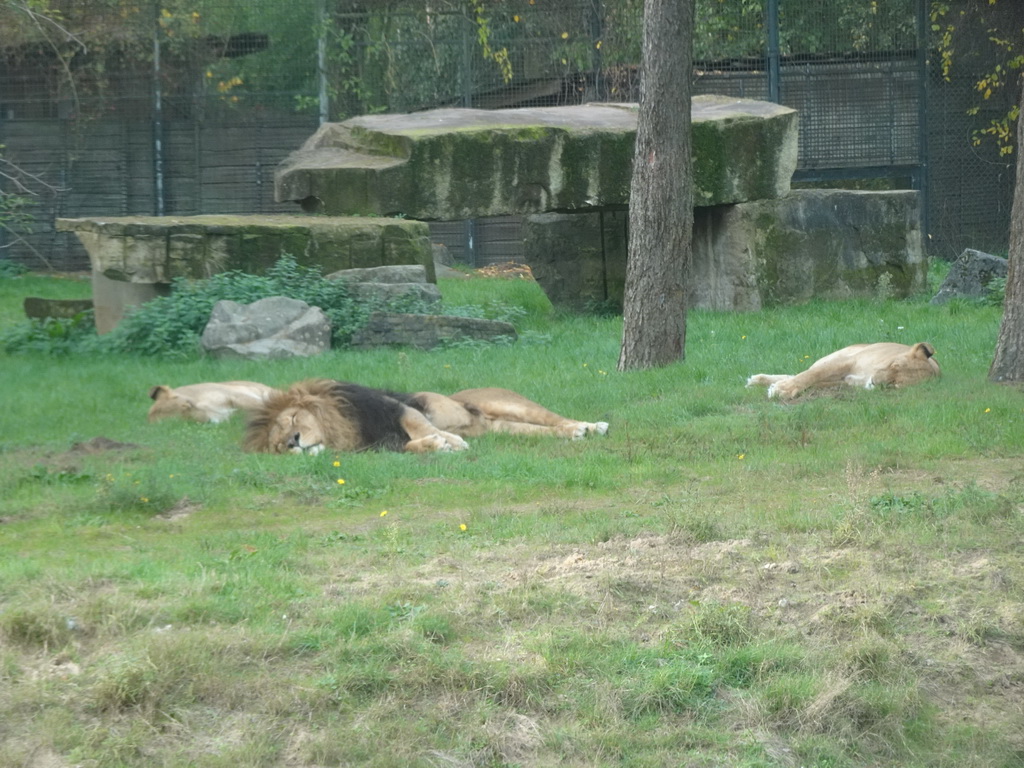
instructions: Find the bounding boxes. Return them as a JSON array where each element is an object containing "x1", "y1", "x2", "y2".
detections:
[
  {"x1": 0, "y1": 144, "x2": 36, "y2": 249},
  {"x1": 932, "y1": 0, "x2": 1023, "y2": 154},
  {"x1": 986, "y1": 276, "x2": 1007, "y2": 307},
  {"x1": 0, "y1": 311, "x2": 98, "y2": 356},
  {"x1": 0, "y1": 258, "x2": 28, "y2": 279},
  {"x1": 103, "y1": 255, "x2": 360, "y2": 357}
]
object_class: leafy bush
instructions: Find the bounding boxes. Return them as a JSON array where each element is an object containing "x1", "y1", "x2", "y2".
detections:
[
  {"x1": 0, "y1": 259, "x2": 28, "y2": 279},
  {"x1": 104, "y1": 256, "x2": 369, "y2": 357},
  {"x1": 985, "y1": 276, "x2": 1006, "y2": 307},
  {"x1": 0, "y1": 312, "x2": 99, "y2": 356}
]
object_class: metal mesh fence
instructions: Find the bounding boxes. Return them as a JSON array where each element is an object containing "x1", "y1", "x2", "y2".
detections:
[{"x1": 0, "y1": 0, "x2": 1018, "y2": 270}]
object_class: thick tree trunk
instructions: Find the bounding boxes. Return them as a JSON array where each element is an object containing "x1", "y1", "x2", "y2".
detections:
[
  {"x1": 617, "y1": 0, "x2": 694, "y2": 371},
  {"x1": 989, "y1": 77, "x2": 1024, "y2": 382}
]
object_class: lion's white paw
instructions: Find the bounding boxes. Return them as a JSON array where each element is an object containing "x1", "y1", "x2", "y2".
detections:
[
  {"x1": 444, "y1": 433, "x2": 470, "y2": 451},
  {"x1": 571, "y1": 421, "x2": 609, "y2": 440}
]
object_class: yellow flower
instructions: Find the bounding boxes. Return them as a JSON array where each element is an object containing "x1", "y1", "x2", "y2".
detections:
[
  {"x1": 460, "y1": 523, "x2": 467, "y2": 531},
  {"x1": 561, "y1": 31, "x2": 569, "y2": 39},
  {"x1": 333, "y1": 461, "x2": 341, "y2": 467},
  {"x1": 984, "y1": 408, "x2": 991, "y2": 413},
  {"x1": 741, "y1": 335, "x2": 747, "y2": 340},
  {"x1": 737, "y1": 453, "x2": 745, "y2": 460},
  {"x1": 513, "y1": 14, "x2": 520, "y2": 22},
  {"x1": 380, "y1": 510, "x2": 388, "y2": 517},
  {"x1": 141, "y1": 497, "x2": 149, "y2": 503},
  {"x1": 337, "y1": 478, "x2": 346, "y2": 485}
]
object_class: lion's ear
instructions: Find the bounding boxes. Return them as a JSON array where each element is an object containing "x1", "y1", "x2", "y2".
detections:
[
  {"x1": 911, "y1": 342, "x2": 936, "y2": 359},
  {"x1": 149, "y1": 385, "x2": 172, "y2": 401}
]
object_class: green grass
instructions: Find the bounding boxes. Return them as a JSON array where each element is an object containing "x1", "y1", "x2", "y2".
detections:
[{"x1": 1, "y1": 268, "x2": 1023, "y2": 767}]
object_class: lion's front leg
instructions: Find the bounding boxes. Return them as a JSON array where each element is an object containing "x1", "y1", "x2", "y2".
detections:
[
  {"x1": 769, "y1": 365, "x2": 850, "y2": 400},
  {"x1": 746, "y1": 374, "x2": 791, "y2": 389}
]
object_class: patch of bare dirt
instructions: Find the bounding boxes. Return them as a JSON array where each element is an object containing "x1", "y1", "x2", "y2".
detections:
[
  {"x1": 68, "y1": 436, "x2": 140, "y2": 455},
  {"x1": 474, "y1": 261, "x2": 535, "y2": 280}
]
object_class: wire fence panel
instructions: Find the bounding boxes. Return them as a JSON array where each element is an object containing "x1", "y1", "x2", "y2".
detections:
[{"x1": 0, "y1": 0, "x2": 1017, "y2": 270}]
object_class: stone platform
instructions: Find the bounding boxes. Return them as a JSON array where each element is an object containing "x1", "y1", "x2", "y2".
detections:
[
  {"x1": 526, "y1": 190, "x2": 927, "y2": 312},
  {"x1": 55, "y1": 214, "x2": 433, "y2": 333},
  {"x1": 275, "y1": 96, "x2": 798, "y2": 219}
]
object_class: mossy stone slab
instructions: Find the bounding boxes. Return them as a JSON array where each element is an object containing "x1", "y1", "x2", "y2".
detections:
[{"x1": 275, "y1": 96, "x2": 798, "y2": 219}]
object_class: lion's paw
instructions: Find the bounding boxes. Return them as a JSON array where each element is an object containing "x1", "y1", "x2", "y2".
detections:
[
  {"x1": 571, "y1": 421, "x2": 610, "y2": 440},
  {"x1": 443, "y1": 432, "x2": 470, "y2": 451},
  {"x1": 767, "y1": 382, "x2": 800, "y2": 400}
]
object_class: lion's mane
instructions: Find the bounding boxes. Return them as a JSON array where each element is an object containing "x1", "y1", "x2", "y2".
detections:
[{"x1": 243, "y1": 379, "x2": 420, "y2": 454}]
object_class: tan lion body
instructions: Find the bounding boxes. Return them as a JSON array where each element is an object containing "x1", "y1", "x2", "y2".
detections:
[
  {"x1": 417, "y1": 387, "x2": 609, "y2": 440},
  {"x1": 148, "y1": 381, "x2": 278, "y2": 423},
  {"x1": 244, "y1": 379, "x2": 609, "y2": 455},
  {"x1": 746, "y1": 342, "x2": 940, "y2": 400}
]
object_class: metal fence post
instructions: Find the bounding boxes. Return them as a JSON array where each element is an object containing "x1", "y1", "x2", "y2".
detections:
[{"x1": 767, "y1": 0, "x2": 780, "y2": 103}]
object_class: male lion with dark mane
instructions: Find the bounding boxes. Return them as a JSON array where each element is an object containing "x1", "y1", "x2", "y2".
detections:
[
  {"x1": 243, "y1": 379, "x2": 609, "y2": 455},
  {"x1": 746, "y1": 342, "x2": 940, "y2": 400}
]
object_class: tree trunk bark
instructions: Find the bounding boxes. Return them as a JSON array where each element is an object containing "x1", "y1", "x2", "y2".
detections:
[
  {"x1": 617, "y1": 0, "x2": 694, "y2": 371},
  {"x1": 989, "y1": 76, "x2": 1024, "y2": 382}
]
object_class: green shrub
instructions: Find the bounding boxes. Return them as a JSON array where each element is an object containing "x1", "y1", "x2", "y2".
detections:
[
  {"x1": 0, "y1": 312, "x2": 99, "y2": 355},
  {"x1": 985, "y1": 276, "x2": 1006, "y2": 307},
  {"x1": 104, "y1": 256, "x2": 369, "y2": 357},
  {"x1": 0, "y1": 259, "x2": 28, "y2": 279}
]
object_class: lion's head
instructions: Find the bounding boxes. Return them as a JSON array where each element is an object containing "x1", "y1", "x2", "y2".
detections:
[
  {"x1": 244, "y1": 380, "x2": 360, "y2": 454},
  {"x1": 873, "y1": 341, "x2": 940, "y2": 388}
]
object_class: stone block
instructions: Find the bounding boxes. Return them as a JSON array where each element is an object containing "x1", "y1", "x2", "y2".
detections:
[
  {"x1": 200, "y1": 296, "x2": 332, "y2": 360},
  {"x1": 275, "y1": 96, "x2": 798, "y2": 219},
  {"x1": 930, "y1": 248, "x2": 1007, "y2": 304},
  {"x1": 23, "y1": 297, "x2": 94, "y2": 320},
  {"x1": 349, "y1": 312, "x2": 517, "y2": 349},
  {"x1": 525, "y1": 190, "x2": 926, "y2": 312}
]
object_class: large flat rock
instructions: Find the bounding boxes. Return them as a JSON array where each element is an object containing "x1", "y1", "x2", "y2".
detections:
[
  {"x1": 55, "y1": 214, "x2": 433, "y2": 284},
  {"x1": 275, "y1": 96, "x2": 798, "y2": 219},
  {"x1": 55, "y1": 214, "x2": 434, "y2": 334}
]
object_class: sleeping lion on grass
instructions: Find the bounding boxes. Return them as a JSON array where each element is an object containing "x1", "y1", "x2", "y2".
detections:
[
  {"x1": 243, "y1": 379, "x2": 610, "y2": 455},
  {"x1": 148, "y1": 381, "x2": 278, "y2": 423},
  {"x1": 746, "y1": 342, "x2": 940, "y2": 400}
]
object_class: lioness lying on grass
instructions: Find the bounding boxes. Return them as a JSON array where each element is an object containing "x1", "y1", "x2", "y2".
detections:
[
  {"x1": 148, "y1": 381, "x2": 278, "y2": 423},
  {"x1": 746, "y1": 342, "x2": 940, "y2": 400}
]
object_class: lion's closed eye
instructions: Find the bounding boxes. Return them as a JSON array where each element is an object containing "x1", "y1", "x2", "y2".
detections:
[{"x1": 267, "y1": 409, "x2": 325, "y2": 454}]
